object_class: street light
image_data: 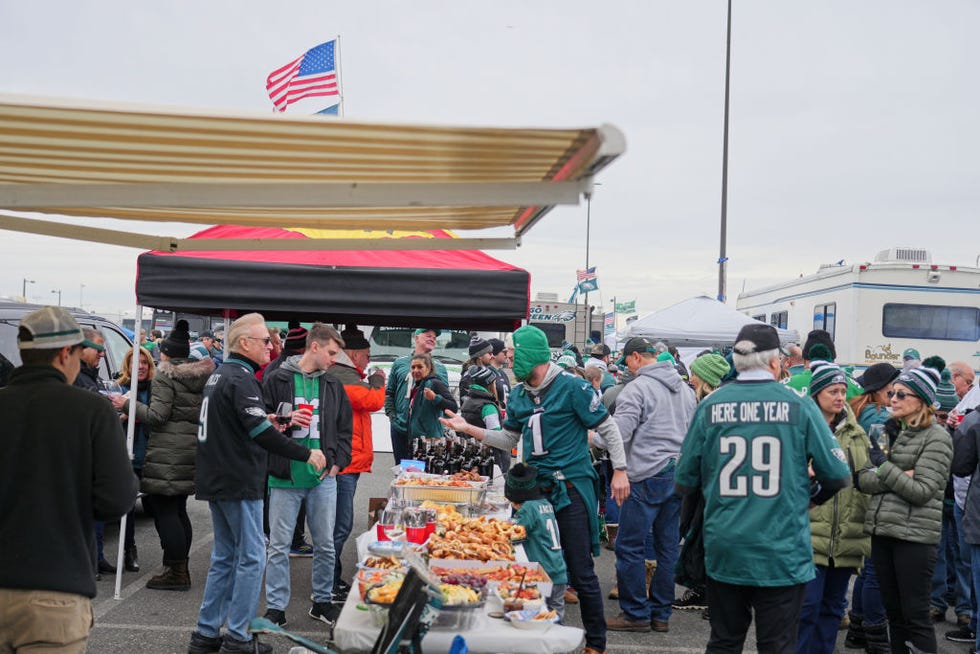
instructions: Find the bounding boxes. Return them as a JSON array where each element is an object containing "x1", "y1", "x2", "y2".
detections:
[
  {"x1": 51, "y1": 289, "x2": 62, "y2": 306},
  {"x1": 22, "y1": 278, "x2": 35, "y2": 299},
  {"x1": 79, "y1": 283, "x2": 86, "y2": 308},
  {"x1": 717, "y1": 0, "x2": 733, "y2": 303},
  {"x1": 584, "y1": 182, "x2": 602, "y2": 345}
]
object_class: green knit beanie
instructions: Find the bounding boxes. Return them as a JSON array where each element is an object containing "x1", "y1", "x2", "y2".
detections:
[
  {"x1": 936, "y1": 369, "x2": 959, "y2": 412},
  {"x1": 512, "y1": 325, "x2": 552, "y2": 381},
  {"x1": 690, "y1": 353, "x2": 730, "y2": 388}
]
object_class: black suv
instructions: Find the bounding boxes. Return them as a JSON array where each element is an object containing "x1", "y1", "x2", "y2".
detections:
[{"x1": 0, "y1": 300, "x2": 133, "y2": 387}]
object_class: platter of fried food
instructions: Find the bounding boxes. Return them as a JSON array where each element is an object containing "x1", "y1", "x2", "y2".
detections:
[
  {"x1": 359, "y1": 555, "x2": 406, "y2": 571},
  {"x1": 505, "y1": 608, "x2": 560, "y2": 631},
  {"x1": 427, "y1": 516, "x2": 527, "y2": 561},
  {"x1": 430, "y1": 563, "x2": 548, "y2": 584}
]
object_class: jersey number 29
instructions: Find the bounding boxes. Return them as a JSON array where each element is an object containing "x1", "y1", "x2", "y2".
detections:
[{"x1": 718, "y1": 435, "x2": 781, "y2": 497}]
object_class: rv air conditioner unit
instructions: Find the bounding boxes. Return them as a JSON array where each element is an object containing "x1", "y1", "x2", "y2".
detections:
[{"x1": 875, "y1": 247, "x2": 932, "y2": 263}]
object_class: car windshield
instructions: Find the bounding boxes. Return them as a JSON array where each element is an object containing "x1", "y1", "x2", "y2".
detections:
[{"x1": 368, "y1": 327, "x2": 470, "y2": 364}]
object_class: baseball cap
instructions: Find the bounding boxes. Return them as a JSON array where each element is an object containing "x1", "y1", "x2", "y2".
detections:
[
  {"x1": 902, "y1": 348, "x2": 921, "y2": 361},
  {"x1": 733, "y1": 323, "x2": 780, "y2": 355},
  {"x1": 616, "y1": 337, "x2": 659, "y2": 366},
  {"x1": 200, "y1": 330, "x2": 214, "y2": 339},
  {"x1": 18, "y1": 306, "x2": 85, "y2": 350},
  {"x1": 413, "y1": 328, "x2": 442, "y2": 337},
  {"x1": 590, "y1": 343, "x2": 611, "y2": 358}
]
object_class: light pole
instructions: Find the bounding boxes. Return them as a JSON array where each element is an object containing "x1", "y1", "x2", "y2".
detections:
[
  {"x1": 717, "y1": 0, "x2": 733, "y2": 303},
  {"x1": 51, "y1": 289, "x2": 62, "y2": 306},
  {"x1": 583, "y1": 183, "x2": 602, "y2": 345},
  {"x1": 22, "y1": 278, "x2": 35, "y2": 300},
  {"x1": 79, "y1": 283, "x2": 86, "y2": 308}
]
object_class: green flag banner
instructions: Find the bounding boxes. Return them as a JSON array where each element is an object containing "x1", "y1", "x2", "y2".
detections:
[{"x1": 615, "y1": 300, "x2": 636, "y2": 313}]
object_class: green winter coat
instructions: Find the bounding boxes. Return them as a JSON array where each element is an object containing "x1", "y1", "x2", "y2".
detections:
[
  {"x1": 384, "y1": 355, "x2": 448, "y2": 433},
  {"x1": 857, "y1": 421, "x2": 952, "y2": 545},
  {"x1": 808, "y1": 406, "x2": 871, "y2": 568},
  {"x1": 124, "y1": 357, "x2": 215, "y2": 496}
]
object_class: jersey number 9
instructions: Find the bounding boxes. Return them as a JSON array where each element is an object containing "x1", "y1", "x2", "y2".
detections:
[{"x1": 718, "y1": 435, "x2": 781, "y2": 497}]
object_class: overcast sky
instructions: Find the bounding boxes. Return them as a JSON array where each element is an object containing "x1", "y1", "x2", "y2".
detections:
[{"x1": 1, "y1": 1, "x2": 977, "y2": 318}]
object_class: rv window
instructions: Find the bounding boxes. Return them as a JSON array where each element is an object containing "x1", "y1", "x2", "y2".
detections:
[
  {"x1": 882, "y1": 304, "x2": 980, "y2": 342},
  {"x1": 813, "y1": 303, "x2": 836, "y2": 339},
  {"x1": 751, "y1": 314, "x2": 766, "y2": 323},
  {"x1": 770, "y1": 311, "x2": 788, "y2": 330},
  {"x1": 529, "y1": 322, "x2": 566, "y2": 348}
]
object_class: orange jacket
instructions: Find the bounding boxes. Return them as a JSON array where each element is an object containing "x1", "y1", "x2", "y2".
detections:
[{"x1": 327, "y1": 355, "x2": 385, "y2": 474}]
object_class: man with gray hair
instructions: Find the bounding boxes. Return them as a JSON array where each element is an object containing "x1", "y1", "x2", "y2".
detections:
[
  {"x1": 0, "y1": 307, "x2": 137, "y2": 653},
  {"x1": 189, "y1": 313, "x2": 327, "y2": 654},
  {"x1": 384, "y1": 328, "x2": 448, "y2": 464},
  {"x1": 675, "y1": 323, "x2": 852, "y2": 653}
]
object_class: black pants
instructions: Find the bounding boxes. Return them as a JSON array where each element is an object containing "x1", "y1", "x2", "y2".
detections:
[
  {"x1": 705, "y1": 577, "x2": 806, "y2": 654},
  {"x1": 872, "y1": 535, "x2": 938, "y2": 654},
  {"x1": 147, "y1": 494, "x2": 192, "y2": 561},
  {"x1": 556, "y1": 484, "x2": 606, "y2": 651}
]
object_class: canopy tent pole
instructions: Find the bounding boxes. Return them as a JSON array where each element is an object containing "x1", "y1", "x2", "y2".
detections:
[{"x1": 114, "y1": 303, "x2": 142, "y2": 600}]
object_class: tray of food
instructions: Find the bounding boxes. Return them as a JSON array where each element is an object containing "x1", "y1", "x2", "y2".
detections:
[
  {"x1": 429, "y1": 561, "x2": 552, "y2": 597},
  {"x1": 392, "y1": 473, "x2": 488, "y2": 504},
  {"x1": 431, "y1": 583, "x2": 486, "y2": 631},
  {"x1": 427, "y1": 516, "x2": 526, "y2": 561},
  {"x1": 505, "y1": 608, "x2": 560, "y2": 631}
]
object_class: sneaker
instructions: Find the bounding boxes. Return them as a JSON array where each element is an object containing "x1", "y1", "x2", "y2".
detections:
[
  {"x1": 945, "y1": 626, "x2": 976, "y2": 643},
  {"x1": 217, "y1": 636, "x2": 271, "y2": 654},
  {"x1": 262, "y1": 608, "x2": 287, "y2": 627},
  {"x1": 606, "y1": 613, "x2": 651, "y2": 633},
  {"x1": 310, "y1": 601, "x2": 341, "y2": 625},
  {"x1": 332, "y1": 579, "x2": 351, "y2": 604},
  {"x1": 672, "y1": 588, "x2": 707, "y2": 611},
  {"x1": 290, "y1": 542, "x2": 314, "y2": 558},
  {"x1": 187, "y1": 631, "x2": 223, "y2": 654}
]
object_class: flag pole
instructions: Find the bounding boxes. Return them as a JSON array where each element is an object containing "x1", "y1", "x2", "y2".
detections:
[{"x1": 335, "y1": 34, "x2": 345, "y2": 117}]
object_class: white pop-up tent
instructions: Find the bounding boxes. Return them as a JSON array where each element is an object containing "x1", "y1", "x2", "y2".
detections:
[
  {"x1": 0, "y1": 95, "x2": 626, "y2": 598},
  {"x1": 625, "y1": 295, "x2": 799, "y2": 348}
]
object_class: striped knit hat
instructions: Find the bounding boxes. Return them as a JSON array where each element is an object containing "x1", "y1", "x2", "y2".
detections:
[
  {"x1": 894, "y1": 366, "x2": 941, "y2": 410},
  {"x1": 810, "y1": 361, "x2": 847, "y2": 397},
  {"x1": 935, "y1": 369, "x2": 959, "y2": 412}
]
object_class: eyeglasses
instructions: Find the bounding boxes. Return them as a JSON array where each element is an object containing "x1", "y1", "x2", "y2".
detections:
[
  {"x1": 245, "y1": 336, "x2": 272, "y2": 345},
  {"x1": 887, "y1": 390, "x2": 911, "y2": 400}
]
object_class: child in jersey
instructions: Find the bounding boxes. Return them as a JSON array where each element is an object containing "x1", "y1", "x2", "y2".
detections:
[{"x1": 504, "y1": 463, "x2": 569, "y2": 621}]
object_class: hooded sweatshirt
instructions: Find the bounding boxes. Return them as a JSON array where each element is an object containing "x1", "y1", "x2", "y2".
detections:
[{"x1": 604, "y1": 360, "x2": 696, "y2": 482}]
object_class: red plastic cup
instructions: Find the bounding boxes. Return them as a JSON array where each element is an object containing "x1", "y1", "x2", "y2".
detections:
[
  {"x1": 376, "y1": 522, "x2": 390, "y2": 541},
  {"x1": 297, "y1": 403, "x2": 314, "y2": 414},
  {"x1": 406, "y1": 526, "x2": 427, "y2": 544}
]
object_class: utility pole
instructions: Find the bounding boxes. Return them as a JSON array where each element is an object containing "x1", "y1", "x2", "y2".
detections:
[
  {"x1": 22, "y1": 278, "x2": 35, "y2": 299},
  {"x1": 51, "y1": 289, "x2": 62, "y2": 306},
  {"x1": 79, "y1": 283, "x2": 86, "y2": 308},
  {"x1": 717, "y1": 0, "x2": 733, "y2": 303}
]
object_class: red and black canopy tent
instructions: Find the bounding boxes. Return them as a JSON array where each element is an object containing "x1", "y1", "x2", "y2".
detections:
[{"x1": 136, "y1": 225, "x2": 531, "y2": 331}]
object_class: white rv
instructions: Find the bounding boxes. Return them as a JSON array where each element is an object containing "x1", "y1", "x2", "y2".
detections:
[{"x1": 736, "y1": 248, "x2": 980, "y2": 371}]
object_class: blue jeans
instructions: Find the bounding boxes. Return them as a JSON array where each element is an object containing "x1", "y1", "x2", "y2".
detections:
[
  {"x1": 954, "y1": 503, "x2": 977, "y2": 632},
  {"x1": 196, "y1": 500, "x2": 266, "y2": 642},
  {"x1": 333, "y1": 473, "x2": 359, "y2": 584},
  {"x1": 614, "y1": 469, "x2": 680, "y2": 623},
  {"x1": 557, "y1": 484, "x2": 606, "y2": 651},
  {"x1": 266, "y1": 479, "x2": 338, "y2": 608},
  {"x1": 850, "y1": 557, "x2": 886, "y2": 626},
  {"x1": 932, "y1": 503, "x2": 970, "y2": 617},
  {"x1": 796, "y1": 563, "x2": 854, "y2": 654},
  {"x1": 969, "y1": 542, "x2": 980, "y2": 651}
]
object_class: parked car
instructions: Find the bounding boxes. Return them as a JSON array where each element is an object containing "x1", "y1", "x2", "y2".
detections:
[{"x1": 0, "y1": 300, "x2": 133, "y2": 388}]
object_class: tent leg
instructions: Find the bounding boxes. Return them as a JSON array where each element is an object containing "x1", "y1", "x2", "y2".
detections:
[{"x1": 114, "y1": 303, "x2": 142, "y2": 600}]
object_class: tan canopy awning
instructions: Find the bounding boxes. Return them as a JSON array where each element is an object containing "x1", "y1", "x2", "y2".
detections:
[{"x1": 0, "y1": 95, "x2": 624, "y2": 251}]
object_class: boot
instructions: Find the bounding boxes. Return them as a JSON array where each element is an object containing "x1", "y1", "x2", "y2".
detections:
[
  {"x1": 146, "y1": 559, "x2": 191, "y2": 591},
  {"x1": 124, "y1": 545, "x2": 140, "y2": 572},
  {"x1": 645, "y1": 560, "x2": 657, "y2": 594},
  {"x1": 605, "y1": 524, "x2": 618, "y2": 551},
  {"x1": 862, "y1": 621, "x2": 889, "y2": 654},
  {"x1": 843, "y1": 613, "x2": 865, "y2": 649},
  {"x1": 608, "y1": 583, "x2": 619, "y2": 600}
]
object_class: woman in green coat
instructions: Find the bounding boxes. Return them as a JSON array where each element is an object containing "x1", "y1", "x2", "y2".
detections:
[
  {"x1": 797, "y1": 362, "x2": 871, "y2": 654},
  {"x1": 408, "y1": 353, "x2": 457, "y2": 442},
  {"x1": 856, "y1": 366, "x2": 953, "y2": 654}
]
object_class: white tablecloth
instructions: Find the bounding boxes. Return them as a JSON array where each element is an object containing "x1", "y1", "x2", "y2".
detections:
[{"x1": 332, "y1": 583, "x2": 584, "y2": 654}]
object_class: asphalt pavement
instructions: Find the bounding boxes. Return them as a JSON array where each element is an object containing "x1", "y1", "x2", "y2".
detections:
[{"x1": 88, "y1": 461, "x2": 972, "y2": 654}]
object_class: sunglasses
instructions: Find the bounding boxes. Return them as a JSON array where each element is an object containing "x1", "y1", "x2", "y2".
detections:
[
  {"x1": 887, "y1": 390, "x2": 912, "y2": 400},
  {"x1": 245, "y1": 336, "x2": 272, "y2": 345}
]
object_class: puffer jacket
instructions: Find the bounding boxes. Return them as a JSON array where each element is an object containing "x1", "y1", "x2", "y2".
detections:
[
  {"x1": 126, "y1": 357, "x2": 215, "y2": 496},
  {"x1": 408, "y1": 374, "x2": 457, "y2": 440},
  {"x1": 857, "y1": 420, "x2": 952, "y2": 545},
  {"x1": 327, "y1": 352, "x2": 385, "y2": 474},
  {"x1": 809, "y1": 406, "x2": 871, "y2": 567}
]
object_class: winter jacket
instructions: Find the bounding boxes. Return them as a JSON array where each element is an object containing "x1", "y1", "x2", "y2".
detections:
[
  {"x1": 408, "y1": 373, "x2": 457, "y2": 440},
  {"x1": 73, "y1": 363, "x2": 101, "y2": 393},
  {"x1": 857, "y1": 403, "x2": 891, "y2": 435},
  {"x1": 327, "y1": 351, "x2": 385, "y2": 474},
  {"x1": 120, "y1": 379, "x2": 152, "y2": 469},
  {"x1": 384, "y1": 355, "x2": 448, "y2": 433},
  {"x1": 0, "y1": 365, "x2": 137, "y2": 599},
  {"x1": 808, "y1": 406, "x2": 871, "y2": 568},
  {"x1": 126, "y1": 357, "x2": 215, "y2": 496},
  {"x1": 262, "y1": 355, "x2": 354, "y2": 480},
  {"x1": 950, "y1": 410, "x2": 980, "y2": 543},
  {"x1": 857, "y1": 420, "x2": 952, "y2": 545},
  {"x1": 605, "y1": 361, "x2": 696, "y2": 482},
  {"x1": 460, "y1": 384, "x2": 501, "y2": 430}
]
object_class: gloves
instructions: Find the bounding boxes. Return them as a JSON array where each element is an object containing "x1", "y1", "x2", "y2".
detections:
[{"x1": 868, "y1": 437, "x2": 887, "y2": 467}]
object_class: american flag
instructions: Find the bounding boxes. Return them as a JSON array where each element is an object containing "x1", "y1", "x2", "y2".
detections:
[
  {"x1": 576, "y1": 267, "x2": 596, "y2": 283},
  {"x1": 267, "y1": 40, "x2": 339, "y2": 112},
  {"x1": 576, "y1": 267, "x2": 599, "y2": 293}
]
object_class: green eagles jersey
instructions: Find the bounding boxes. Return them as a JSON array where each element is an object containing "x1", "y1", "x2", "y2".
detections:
[
  {"x1": 513, "y1": 499, "x2": 568, "y2": 585},
  {"x1": 268, "y1": 374, "x2": 322, "y2": 489},
  {"x1": 675, "y1": 378, "x2": 851, "y2": 587},
  {"x1": 503, "y1": 371, "x2": 607, "y2": 481}
]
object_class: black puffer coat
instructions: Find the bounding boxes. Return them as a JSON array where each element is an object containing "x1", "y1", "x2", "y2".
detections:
[{"x1": 124, "y1": 357, "x2": 215, "y2": 496}]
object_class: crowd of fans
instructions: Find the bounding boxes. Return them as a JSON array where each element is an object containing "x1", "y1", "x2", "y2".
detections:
[{"x1": 1, "y1": 306, "x2": 979, "y2": 654}]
